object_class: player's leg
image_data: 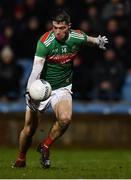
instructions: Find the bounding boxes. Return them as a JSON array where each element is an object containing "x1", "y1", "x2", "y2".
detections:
[
  {"x1": 49, "y1": 97, "x2": 72, "y2": 140},
  {"x1": 38, "y1": 91, "x2": 72, "y2": 168},
  {"x1": 14, "y1": 108, "x2": 39, "y2": 168}
]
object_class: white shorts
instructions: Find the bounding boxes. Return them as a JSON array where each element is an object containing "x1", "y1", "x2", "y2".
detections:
[{"x1": 26, "y1": 84, "x2": 72, "y2": 112}]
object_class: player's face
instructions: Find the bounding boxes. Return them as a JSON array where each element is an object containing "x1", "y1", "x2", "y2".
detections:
[{"x1": 52, "y1": 21, "x2": 70, "y2": 41}]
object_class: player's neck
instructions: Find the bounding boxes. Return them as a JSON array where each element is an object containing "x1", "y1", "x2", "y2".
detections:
[{"x1": 56, "y1": 32, "x2": 70, "y2": 43}]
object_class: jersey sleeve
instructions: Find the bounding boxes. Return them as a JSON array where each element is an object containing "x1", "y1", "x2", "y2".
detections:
[
  {"x1": 35, "y1": 39, "x2": 48, "y2": 58},
  {"x1": 82, "y1": 31, "x2": 88, "y2": 43},
  {"x1": 73, "y1": 30, "x2": 88, "y2": 45},
  {"x1": 78, "y1": 30, "x2": 88, "y2": 44}
]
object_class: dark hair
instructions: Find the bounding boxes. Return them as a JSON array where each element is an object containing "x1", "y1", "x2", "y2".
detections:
[{"x1": 51, "y1": 9, "x2": 70, "y2": 24}]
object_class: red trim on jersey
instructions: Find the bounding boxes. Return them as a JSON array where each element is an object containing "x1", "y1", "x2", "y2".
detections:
[{"x1": 40, "y1": 31, "x2": 51, "y2": 43}]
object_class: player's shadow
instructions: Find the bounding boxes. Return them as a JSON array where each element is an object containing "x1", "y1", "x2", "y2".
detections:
[
  {"x1": 34, "y1": 165, "x2": 68, "y2": 170},
  {"x1": 50, "y1": 166, "x2": 69, "y2": 170}
]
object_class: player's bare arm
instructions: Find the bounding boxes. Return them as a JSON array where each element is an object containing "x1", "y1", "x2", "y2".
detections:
[{"x1": 87, "y1": 35, "x2": 108, "y2": 50}]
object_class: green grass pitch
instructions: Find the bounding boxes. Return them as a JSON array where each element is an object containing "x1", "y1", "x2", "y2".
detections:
[{"x1": 0, "y1": 147, "x2": 131, "y2": 179}]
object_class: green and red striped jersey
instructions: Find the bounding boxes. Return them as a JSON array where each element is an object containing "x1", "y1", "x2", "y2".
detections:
[{"x1": 35, "y1": 29, "x2": 88, "y2": 90}]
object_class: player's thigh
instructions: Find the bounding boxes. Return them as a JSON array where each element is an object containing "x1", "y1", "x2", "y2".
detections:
[{"x1": 52, "y1": 93, "x2": 72, "y2": 121}]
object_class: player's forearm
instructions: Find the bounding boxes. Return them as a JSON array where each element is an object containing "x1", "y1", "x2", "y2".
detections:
[
  {"x1": 87, "y1": 36, "x2": 98, "y2": 45},
  {"x1": 27, "y1": 56, "x2": 45, "y2": 90}
]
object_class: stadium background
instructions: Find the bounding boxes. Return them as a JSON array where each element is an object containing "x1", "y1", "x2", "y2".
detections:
[{"x1": 0, "y1": 0, "x2": 131, "y2": 148}]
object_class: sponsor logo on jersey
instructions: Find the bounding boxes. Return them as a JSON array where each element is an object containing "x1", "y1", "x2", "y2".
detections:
[{"x1": 47, "y1": 53, "x2": 77, "y2": 64}]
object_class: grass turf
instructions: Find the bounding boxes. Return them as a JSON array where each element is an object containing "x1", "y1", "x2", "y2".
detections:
[{"x1": 0, "y1": 147, "x2": 131, "y2": 179}]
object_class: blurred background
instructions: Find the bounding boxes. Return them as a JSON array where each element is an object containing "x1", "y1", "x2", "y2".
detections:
[{"x1": 0, "y1": 0, "x2": 131, "y2": 148}]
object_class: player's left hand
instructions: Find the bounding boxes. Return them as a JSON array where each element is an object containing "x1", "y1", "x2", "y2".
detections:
[{"x1": 96, "y1": 35, "x2": 108, "y2": 50}]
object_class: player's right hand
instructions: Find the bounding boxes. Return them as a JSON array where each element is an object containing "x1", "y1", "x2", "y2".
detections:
[{"x1": 25, "y1": 91, "x2": 37, "y2": 111}]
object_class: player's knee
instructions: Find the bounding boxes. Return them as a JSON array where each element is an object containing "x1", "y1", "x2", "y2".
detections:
[{"x1": 59, "y1": 113, "x2": 71, "y2": 127}]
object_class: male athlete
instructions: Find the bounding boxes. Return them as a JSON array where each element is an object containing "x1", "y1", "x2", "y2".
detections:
[{"x1": 14, "y1": 9, "x2": 108, "y2": 168}]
